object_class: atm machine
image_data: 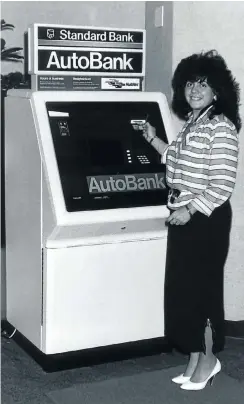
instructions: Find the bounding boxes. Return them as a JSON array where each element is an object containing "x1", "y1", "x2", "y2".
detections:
[{"x1": 5, "y1": 90, "x2": 175, "y2": 356}]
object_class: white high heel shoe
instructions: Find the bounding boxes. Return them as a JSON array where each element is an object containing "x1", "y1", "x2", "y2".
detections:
[
  {"x1": 180, "y1": 359, "x2": 221, "y2": 390},
  {"x1": 172, "y1": 374, "x2": 191, "y2": 384}
]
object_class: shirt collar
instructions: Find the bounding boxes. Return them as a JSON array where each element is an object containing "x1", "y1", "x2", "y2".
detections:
[{"x1": 188, "y1": 104, "x2": 214, "y2": 125}]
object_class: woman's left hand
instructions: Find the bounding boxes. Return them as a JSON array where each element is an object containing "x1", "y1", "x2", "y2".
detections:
[{"x1": 166, "y1": 206, "x2": 191, "y2": 226}]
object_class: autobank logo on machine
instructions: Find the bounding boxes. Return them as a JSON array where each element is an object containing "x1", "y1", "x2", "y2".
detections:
[
  {"x1": 87, "y1": 173, "x2": 166, "y2": 194},
  {"x1": 101, "y1": 77, "x2": 141, "y2": 90}
]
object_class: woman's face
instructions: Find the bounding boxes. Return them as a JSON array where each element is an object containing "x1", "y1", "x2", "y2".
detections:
[{"x1": 184, "y1": 79, "x2": 215, "y2": 114}]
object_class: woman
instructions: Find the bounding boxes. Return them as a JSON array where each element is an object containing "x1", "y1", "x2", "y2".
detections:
[{"x1": 133, "y1": 50, "x2": 241, "y2": 391}]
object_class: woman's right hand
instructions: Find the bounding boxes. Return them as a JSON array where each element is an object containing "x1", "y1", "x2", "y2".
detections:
[
  {"x1": 132, "y1": 121, "x2": 156, "y2": 142},
  {"x1": 132, "y1": 121, "x2": 168, "y2": 156}
]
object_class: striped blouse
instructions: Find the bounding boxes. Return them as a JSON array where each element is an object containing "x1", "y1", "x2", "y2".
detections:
[{"x1": 163, "y1": 105, "x2": 239, "y2": 216}]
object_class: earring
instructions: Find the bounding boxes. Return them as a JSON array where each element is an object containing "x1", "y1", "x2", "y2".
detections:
[{"x1": 213, "y1": 95, "x2": 217, "y2": 101}]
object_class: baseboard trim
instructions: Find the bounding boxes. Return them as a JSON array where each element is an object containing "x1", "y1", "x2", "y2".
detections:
[
  {"x1": 224, "y1": 320, "x2": 244, "y2": 338},
  {"x1": 1, "y1": 320, "x2": 172, "y2": 372}
]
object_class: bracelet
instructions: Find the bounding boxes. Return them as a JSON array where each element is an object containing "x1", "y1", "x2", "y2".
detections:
[
  {"x1": 149, "y1": 136, "x2": 156, "y2": 144},
  {"x1": 185, "y1": 205, "x2": 192, "y2": 217}
]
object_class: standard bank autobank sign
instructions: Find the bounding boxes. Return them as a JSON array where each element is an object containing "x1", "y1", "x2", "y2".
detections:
[
  {"x1": 29, "y1": 23, "x2": 145, "y2": 76},
  {"x1": 87, "y1": 173, "x2": 166, "y2": 194},
  {"x1": 38, "y1": 49, "x2": 142, "y2": 74}
]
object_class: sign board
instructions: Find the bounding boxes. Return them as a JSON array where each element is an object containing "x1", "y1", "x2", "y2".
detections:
[
  {"x1": 28, "y1": 23, "x2": 145, "y2": 80},
  {"x1": 35, "y1": 75, "x2": 142, "y2": 91}
]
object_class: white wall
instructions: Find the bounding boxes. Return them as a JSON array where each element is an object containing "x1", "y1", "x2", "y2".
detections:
[
  {"x1": 173, "y1": 1, "x2": 244, "y2": 321},
  {"x1": 145, "y1": 2, "x2": 173, "y2": 103}
]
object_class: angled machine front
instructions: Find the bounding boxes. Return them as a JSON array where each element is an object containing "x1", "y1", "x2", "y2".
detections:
[{"x1": 5, "y1": 90, "x2": 175, "y2": 354}]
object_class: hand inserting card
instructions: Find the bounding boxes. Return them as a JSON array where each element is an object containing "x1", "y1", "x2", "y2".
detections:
[
  {"x1": 130, "y1": 116, "x2": 157, "y2": 145},
  {"x1": 130, "y1": 116, "x2": 148, "y2": 131}
]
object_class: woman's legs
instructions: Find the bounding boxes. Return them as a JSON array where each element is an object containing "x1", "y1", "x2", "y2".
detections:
[
  {"x1": 188, "y1": 202, "x2": 230, "y2": 381},
  {"x1": 183, "y1": 352, "x2": 199, "y2": 377},
  {"x1": 189, "y1": 321, "x2": 217, "y2": 382},
  {"x1": 166, "y1": 203, "x2": 231, "y2": 379}
]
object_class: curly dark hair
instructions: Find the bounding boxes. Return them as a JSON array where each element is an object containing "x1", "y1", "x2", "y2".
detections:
[{"x1": 171, "y1": 50, "x2": 241, "y2": 132}]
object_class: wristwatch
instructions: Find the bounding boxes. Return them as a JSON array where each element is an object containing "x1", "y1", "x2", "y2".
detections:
[{"x1": 149, "y1": 136, "x2": 156, "y2": 144}]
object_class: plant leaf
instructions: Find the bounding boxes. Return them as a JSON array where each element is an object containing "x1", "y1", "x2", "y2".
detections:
[
  {"x1": 1, "y1": 25, "x2": 15, "y2": 31},
  {"x1": 1, "y1": 46, "x2": 23, "y2": 53},
  {"x1": 1, "y1": 20, "x2": 15, "y2": 30},
  {"x1": 1, "y1": 53, "x2": 24, "y2": 61},
  {"x1": 1, "y1": 49, "x2": 24, "y2": 58},
  {"x1": 1, "y1": 38, "x2": 6, "y2": 51},
  {"x1": 1, "y1": 57, "x2": 23, "y2": 62},
  {"x1": 2, "y1": 53, "x2": 23, "y2": 59}
]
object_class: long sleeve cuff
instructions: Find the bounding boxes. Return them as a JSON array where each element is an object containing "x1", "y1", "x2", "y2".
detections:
[{"x1": 190, "y1": 195, "x2": 216, "y2": 217}]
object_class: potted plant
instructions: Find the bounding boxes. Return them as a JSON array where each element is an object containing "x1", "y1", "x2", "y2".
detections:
[{"x1": 1, "y1": 19, "x2": 26, "y2": 93}]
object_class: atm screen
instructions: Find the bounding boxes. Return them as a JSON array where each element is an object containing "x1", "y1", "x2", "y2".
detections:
[{"x1": 46, "y1": 101, "x2": 169, "y2": 212}]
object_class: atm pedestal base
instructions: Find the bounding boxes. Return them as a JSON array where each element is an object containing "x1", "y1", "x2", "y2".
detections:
[
  {"x1": 42, "y1": 237, "x2": 167, "y2": 354},
  {"x1": 2, "y1": 319, "x2": 172, "y2": 372}
]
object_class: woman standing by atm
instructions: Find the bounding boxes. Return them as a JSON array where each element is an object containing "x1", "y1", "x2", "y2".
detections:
[{"x1": 132, "y1": 50, "x2": 241, "y2": 391}]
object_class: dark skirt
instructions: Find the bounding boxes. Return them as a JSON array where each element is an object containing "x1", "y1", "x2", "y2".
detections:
[{"x1": 164, "y1": 200, "x2": 232, "y2": 354}]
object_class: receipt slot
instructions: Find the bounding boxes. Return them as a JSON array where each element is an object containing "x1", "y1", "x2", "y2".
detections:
[{"x1": 5, "y1": 90, "x2": 175, "y2": 355}]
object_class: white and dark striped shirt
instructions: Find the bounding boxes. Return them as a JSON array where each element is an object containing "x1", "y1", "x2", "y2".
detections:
[{"x1": 163, "y1": 106, "x2": 239, "y2": 216}]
